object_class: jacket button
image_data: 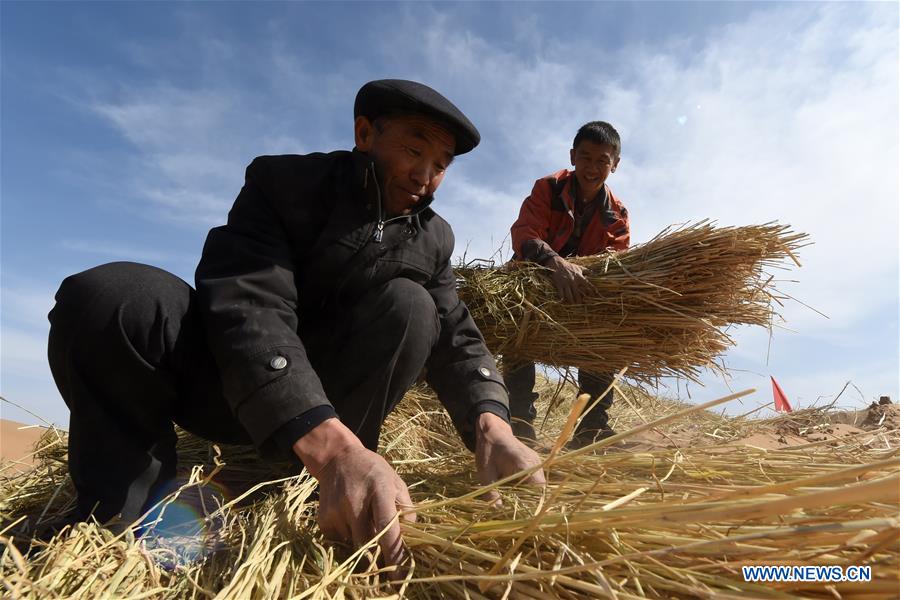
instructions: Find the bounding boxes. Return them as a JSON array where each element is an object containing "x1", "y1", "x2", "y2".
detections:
[
  {"x1": 479, "y1": 367, "x2": 491, "y2": 378},
  {"x1": 269, "y1": 356, "x2": 288, "y2": 370}
]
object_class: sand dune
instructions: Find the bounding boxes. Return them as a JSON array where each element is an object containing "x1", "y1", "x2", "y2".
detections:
[{"x1": 1, "y1": 419, "x2": 52, "y2": 474}]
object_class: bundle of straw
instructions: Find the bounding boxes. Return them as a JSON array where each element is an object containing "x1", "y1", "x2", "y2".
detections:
[
  {"x1": 457, "y1": 221, "x2": 810, "y2": 382},
  {"x1": 3, "y1": 381, "x2": 898, "y2": 599}
]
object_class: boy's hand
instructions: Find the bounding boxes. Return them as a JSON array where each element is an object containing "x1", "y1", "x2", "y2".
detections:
[{"x1": 546, "y1": 255, "x2": 590, "y2": 304}]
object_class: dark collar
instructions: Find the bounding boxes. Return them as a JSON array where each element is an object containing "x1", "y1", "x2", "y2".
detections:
[{"x1": 570, "y1": 175, "x2": 608, "y2": 209}]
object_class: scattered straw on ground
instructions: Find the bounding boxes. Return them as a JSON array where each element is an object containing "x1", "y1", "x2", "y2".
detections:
[
  {"x1": 2, "y1": 379, "x2": 897, "y2": 599},
  {"x1": 457, "y1": 221, "x2": 811, "y2": 383}
]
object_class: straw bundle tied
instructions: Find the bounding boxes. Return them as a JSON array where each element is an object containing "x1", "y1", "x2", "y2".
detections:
[
  {"x1": 457, "y1": 221, "x2": 811, "y2": 382},
  {"x1": 3, "y1": 381, "x2": 898, "y2": 599}
]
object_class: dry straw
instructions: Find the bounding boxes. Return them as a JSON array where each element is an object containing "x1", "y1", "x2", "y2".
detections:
[
  {"x1": 3, "y1": 380, "x2": 898, "y2": 599},
  {"x1": 3, "y1": 222, "x2": 897, "y2": 598},
  {"x1": 457, "y1": 220, "x2": 811, "y2": 382}
]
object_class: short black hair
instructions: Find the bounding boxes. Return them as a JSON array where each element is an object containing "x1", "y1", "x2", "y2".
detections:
[{"x1": 573, "y1": 121, "x2": 621, "y2": 156}]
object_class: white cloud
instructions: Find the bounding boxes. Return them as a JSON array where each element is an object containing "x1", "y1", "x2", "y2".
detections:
[
  {"x1": 1, "y1": 278, "x2": 69, "y2": 425},
  {"x1": 85, "y1": 86, "x2": 248, "y2": 226},
  {"x1": 1, "y1": 281, "x2": 58, "y2": 422},
  {"x1": 1, "y1": 328, "x2": 48, "y2": 378},
  {"x1": 1, "y1": 370, "x2": 66, "y2": 428},
  {"x1": 27, "y1": 2, "x2": 893, "y2": 419},
  {"x1": 60, "y1": 239, "x2": 178, "y2": 264},
  {"x1": 408, "y1": 2, "x2": 897, "y2": 403},
  {"x1": 416, "y1": 4, "x2": 896, "y2": 310},
  {"x1": 0, "y1": 324, "x2": 61, "y2": 427},
  {"x1": 93, "y1": 88, "x2": 231, "y2": 148},
  {"x1": 1, "y1": 287, "x2": 55, "y2": 332}
]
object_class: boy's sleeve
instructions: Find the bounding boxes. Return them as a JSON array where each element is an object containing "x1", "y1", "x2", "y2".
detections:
[
  {"x1": 511, "y1": 178, "x2": 558, "y2": 264},
  {"x1": 608, "y1": 205, "x2": 630, "y2": 250}
]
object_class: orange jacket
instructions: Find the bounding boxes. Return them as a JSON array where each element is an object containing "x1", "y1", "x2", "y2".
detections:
[{"x1": 511, "y1": 169, "x2": 630, "y2": 264}]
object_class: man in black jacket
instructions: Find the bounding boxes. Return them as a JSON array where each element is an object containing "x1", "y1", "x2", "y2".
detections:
[{"x1": 48, "y1": 79, "x2": 544, "y2": 569}]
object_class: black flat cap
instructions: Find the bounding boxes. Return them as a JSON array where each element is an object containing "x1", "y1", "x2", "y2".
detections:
[{"x1": 354, "y1": 79, "x2": 480, "y2": 155}]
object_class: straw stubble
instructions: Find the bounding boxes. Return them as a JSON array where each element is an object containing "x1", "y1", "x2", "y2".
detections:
[
  {"x1": 4, "y1": 222, "x2": 898, "y2": 598},
  {"x1": 3, "y1": 381, "x2": 898, "y2": 599}
]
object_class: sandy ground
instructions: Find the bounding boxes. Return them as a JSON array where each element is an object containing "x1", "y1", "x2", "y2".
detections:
[
  {"x1": 577, "y1": 401, "x2": 899, "y2": 453},
  {"x1": 1, "y1": 419, "x2": 52, "y2": 474},
  {"x1": 3, "y1": 403, "x2": 896, "y2": 471}
]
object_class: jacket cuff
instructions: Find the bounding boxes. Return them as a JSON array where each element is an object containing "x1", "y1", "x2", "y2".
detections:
[
  {"x1": 520, "y1": 238, "x2": 558, "y2": 265},
  {"x1": 224, "y1": 345, "x2": 331, "y2": 446},
  {"x1": 271, "y1": 405, "x2": 339, "y2": 453},
  {"x1": 235, "y1": 375, "x2": 330, "y2": 445},
  {"x1": 538, "y1": 250, "x2": 560, "y2": 266},
  {"x1": 451, "y1": 376, "x2": 510, "y2": 452},
  {"x1": 469, "y1": 399, "x2": 510, "y2": 423}
]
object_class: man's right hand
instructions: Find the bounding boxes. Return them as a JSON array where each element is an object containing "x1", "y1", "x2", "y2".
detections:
[
  {"x1": 293, "y1": 418, "x2": 415, "y2": 575},
  {"x1": 545, "y1": 255, "x2": 590, "y2": 304}
]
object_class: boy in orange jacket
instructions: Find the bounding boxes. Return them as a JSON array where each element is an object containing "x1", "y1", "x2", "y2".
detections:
[{"x1": 508, "y1": 121, "x2": 630, "y2": 447}]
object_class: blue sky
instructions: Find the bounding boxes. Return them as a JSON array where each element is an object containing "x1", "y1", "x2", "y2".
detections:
[{"x1": 2, "y1": 1, "x2": 898, "y2": 427}]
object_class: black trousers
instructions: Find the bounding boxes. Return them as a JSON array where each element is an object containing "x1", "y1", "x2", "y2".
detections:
[
  {"x1": 48, "y1": 262, "x2": 439, "y2": 523},
  {"x1": 504, "y1": 362, "x2": 614, "y2": 428}
]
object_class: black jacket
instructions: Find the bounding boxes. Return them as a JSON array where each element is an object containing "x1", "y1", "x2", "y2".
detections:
[{"x1": 195, "y1": 150, "x2": 508, "y2": 450}]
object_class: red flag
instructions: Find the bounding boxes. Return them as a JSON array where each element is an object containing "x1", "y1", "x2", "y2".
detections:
[{"x1": 770, "y1": 376, "x2": 793, "y2": 412}]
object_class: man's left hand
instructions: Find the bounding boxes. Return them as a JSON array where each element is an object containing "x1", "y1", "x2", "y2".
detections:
[{"x1": 474, "y1": 412, "x2": 546, "y2": 503}]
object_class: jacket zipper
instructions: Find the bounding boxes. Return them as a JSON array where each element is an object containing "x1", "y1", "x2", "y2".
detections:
[
  {"x1": 376, "y1": 214, "x2": 415, "y2": 242},
  {"x1": 370, "y1": 163, "x2": 386, "y2": 242},
  {"x1": 368, "y1": 161, "x2": 428, "y2": 242}
]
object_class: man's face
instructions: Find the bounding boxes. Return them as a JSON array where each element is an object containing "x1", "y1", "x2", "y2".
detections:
[
  {"x1": 569, "y1": 140, "x2": 620, "y2": 200},
  {"x1": 355, "y1": 114, "x2": 455, "y2": 217}
]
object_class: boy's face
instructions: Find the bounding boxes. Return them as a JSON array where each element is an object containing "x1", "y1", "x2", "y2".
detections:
[{"x1": 569, "y1": 141, "x2": 619, "y2": 200}]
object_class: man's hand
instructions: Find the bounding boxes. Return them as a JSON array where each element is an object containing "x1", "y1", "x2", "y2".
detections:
[
  {"x1": 293, "y1": 418, "x2": 415, "y2": 575},
  {"x1": 545, "y1": 255, "x2": 590, "y2": 304},
  {"x1": 474, "y1": 412, "x2": 546, "y2": 503}
]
